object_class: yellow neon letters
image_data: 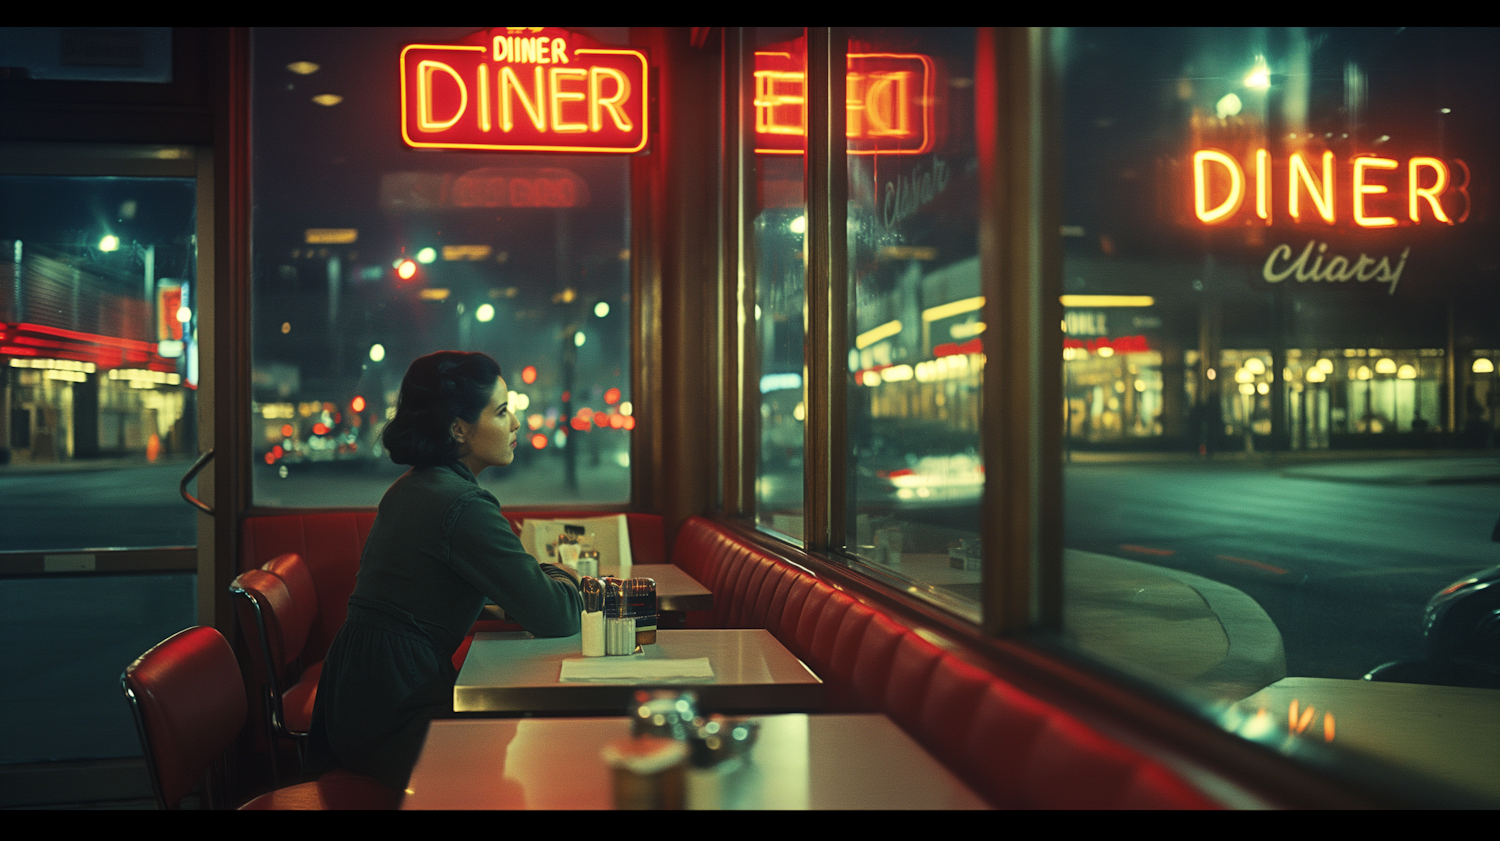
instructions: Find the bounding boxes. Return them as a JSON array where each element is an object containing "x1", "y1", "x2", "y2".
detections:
[
  {"x1": 1353, "y1": 156, "x2": 1399, "y2": 228},
  {"x1": 1193, "y1": 150, "x2": 1244, "y2": 224},
  {"x1": 1289, "y1": 151, "x2": 1336, "y2": 224},
  {"x1": 417, "y1": 60, "x2": 466, "y2": 132},
  {"x1": 1191, "y1": 148, "x2": 1460, "y2": 227},
  {"x1": 1409, "y1": 157, "x2": 1452, "y2": 223}
]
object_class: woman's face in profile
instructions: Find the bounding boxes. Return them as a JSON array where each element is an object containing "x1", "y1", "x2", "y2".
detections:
[{"x1": 454, "y1": 376, "x2": 520, "y2": 474}]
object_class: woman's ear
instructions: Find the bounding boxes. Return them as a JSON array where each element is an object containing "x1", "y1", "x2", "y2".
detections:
[{"x1": 451, "y1": 421, "x2": 465, "y2": 443}]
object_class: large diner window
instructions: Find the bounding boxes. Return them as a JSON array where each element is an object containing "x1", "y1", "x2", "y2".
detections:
[
  {"x1": 1054, "y1": 27, "x2": 1500, "y2": 803},
  {"x1": 250, "y1": 28, "x2": 634, "y2": 509},
  {"x1": 841, "y1": 28, "x2": 983, "y2": 621},
  {"x1": 735, "y1": 29, "x2": 987, "y2": 620},
  {"x1": 748, "y1": 27, "x2": 809, "y2": 542}
]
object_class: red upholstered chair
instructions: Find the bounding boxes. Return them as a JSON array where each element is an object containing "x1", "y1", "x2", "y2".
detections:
[
  {"x1": 121, "y1": 626, "x2": 400, "y2": 810},
  {"x1": 230, "y1": 566, "x2": 321, "y2": 784}
]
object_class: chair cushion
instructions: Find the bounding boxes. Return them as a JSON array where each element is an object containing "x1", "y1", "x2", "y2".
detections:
[{"x1": 122, "y1": 627, "x2": 248, "y2": 809}]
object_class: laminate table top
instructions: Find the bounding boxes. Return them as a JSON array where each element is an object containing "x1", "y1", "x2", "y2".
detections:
[
  {"x1": 453, "y1": 628, "x2": 823, "y2": 715},
  {"x1": 403, "y1": 713, "x2": 989, "y2": 809}
]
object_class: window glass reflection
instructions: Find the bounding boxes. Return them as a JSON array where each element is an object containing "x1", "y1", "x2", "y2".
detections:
[
  {"x1": 843, "y1": 28, "x2": 982, "y2": 620},
  {"x1": 251, "y1": 28, "x2": 632, "y2": 507},
  {"x1": 753, "y1": 28, "x2": 809, "y2": 542},
  {"x1": 1, "y1": 174, "x2": 198, "y2": 551},
  {"x1": 1059, "y1": 27, "x2": 1500, "y2": 802}
]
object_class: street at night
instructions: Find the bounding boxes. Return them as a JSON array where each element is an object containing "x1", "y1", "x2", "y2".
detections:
[{"x1": 1062, "y1": 454, "x2": 1500, "y2": 679}]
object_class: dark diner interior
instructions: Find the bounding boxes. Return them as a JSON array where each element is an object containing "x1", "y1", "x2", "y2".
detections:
[{"x1": 2, "y1": 27, "x2": 1499, "y2": 809}]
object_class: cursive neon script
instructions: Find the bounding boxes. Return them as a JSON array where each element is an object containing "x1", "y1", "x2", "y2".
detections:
[
  {"x1": 882, "y1": 158, "x2": 951, "y2": 229},
  {"x1": 1262, "y1": 240, "x2": 1410, "y2": 296}
]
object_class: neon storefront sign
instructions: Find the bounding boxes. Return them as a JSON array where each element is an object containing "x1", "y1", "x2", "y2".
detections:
[
  {"x1": 755, "y1": 50, "x2": 934, "y2": 155},
  {"x1": 400, "y1": 27, "x2": 648, "y2": 154},
  {"x1": 1190, "y1": 148, "x2": 1470, "y2": 228}
]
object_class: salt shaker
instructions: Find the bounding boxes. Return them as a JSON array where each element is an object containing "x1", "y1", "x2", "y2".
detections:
[
  {"x1": 580, "y1": 576, "x2": 605, "y2": 657},
  {"x1": 605, "y1": 578, "x2": 637, "y2": 655}
]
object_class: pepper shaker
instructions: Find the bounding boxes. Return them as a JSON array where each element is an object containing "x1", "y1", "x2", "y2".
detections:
[{"x1": 580, "y1": 576, "x2": 605, "y2": 657}]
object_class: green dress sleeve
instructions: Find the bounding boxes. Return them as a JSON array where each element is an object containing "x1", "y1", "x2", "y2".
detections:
[{"x1": 446, "y1": 490, "x2": 583, "y2": 638}]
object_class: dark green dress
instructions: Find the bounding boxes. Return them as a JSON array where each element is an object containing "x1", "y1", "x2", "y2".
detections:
[{"x1": 304, "y1": 461, "x2": 581, "y2": 790}]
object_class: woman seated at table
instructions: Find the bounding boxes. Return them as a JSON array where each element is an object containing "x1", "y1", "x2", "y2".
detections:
[{"x1": 305, "y1": 350, "x2": 582, "y2": 791}]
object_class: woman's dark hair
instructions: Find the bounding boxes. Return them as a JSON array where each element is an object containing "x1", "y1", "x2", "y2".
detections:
[{"x1": 381, "y1": 351, "x2": 502, "y2": 467}]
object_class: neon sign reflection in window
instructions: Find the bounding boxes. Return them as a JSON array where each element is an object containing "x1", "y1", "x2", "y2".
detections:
[
  {"x1": 754, "y1": 50, "x2": 935, "y2": 155},
  {"x1": 1191, "y1": 148, "x2": 1469, "y2": 228}
]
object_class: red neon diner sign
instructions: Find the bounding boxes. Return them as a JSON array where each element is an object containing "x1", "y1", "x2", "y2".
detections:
[
  {"x1": 400, "y1": 28, "x2": 648, "y2": 154},
  {"x1": 755, "y1": 50, "x2": 934, "y2": 155}
]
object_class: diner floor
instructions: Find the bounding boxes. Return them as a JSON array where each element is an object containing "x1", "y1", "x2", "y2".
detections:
[{"x1": 0, "y1": 758, "x2": 162, "y2": 809}]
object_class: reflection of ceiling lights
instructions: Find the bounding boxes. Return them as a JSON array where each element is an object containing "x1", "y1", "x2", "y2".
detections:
[
  {"x1": 312, "y1": 94, "x2": 343, "y2": 107},
  {"x1": 288, "y1": 61, "x2": 320, "y2": 75}
]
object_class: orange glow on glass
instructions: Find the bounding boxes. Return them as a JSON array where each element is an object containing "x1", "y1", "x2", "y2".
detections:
[
  {"x1": 754, "y1": 68, "x2": 805, "y2": 137},
  {"x1": 521, "y1": 365, "x2": 538, "y2": 385},
  {"x1": 1323, "y1": 711, "x2": 1335, "y2": 742},
  {"x1": 604, "y1": 387, "x2": 621, "y2": 405},
  {"x1": 753, "y1": 50, "x2": 934, "y2": 155},
  {"x1": 1255, "y1": 148, "x2": 1271, "y2": 222},
  {"x1": 531, "y1": 433, "x2": 548, "y2": 449},
  {"x1": 1193, "y1": 150, "x2": 1244, "y2": 224},
  {"x1": 1353, "y1": 156, "x2": 1400, "y2": 227},
  {"x1": 1288, "y1": 699, "x2": 1317, "y2": 735},
  {"x1": 351, "y1": 395, "x2": 366, "y2": 413},
  {"x1": 281, "y1": 424, "x2": 294, "y2": 438},
  {"x1": 1289, "y1": 150, "x2": 1336, "y2": 224},
  {"x1": 401, "y1": 29, "x2": 648, "y2": 154},
  {"x1": 1409, "y1": 157, "x2": 1453, "y2": 223}
]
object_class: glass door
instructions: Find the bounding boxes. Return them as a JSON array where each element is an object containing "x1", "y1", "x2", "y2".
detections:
[{"x1": 0, "y1": 143, "x2": 209, "y2": 770}]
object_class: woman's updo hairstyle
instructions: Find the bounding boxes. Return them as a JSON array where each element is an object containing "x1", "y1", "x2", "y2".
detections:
[{"x1": 381, "y1": 351, "x2": 502, "y2": 467}]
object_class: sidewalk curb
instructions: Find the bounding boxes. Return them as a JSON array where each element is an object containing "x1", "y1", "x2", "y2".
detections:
[{"x1": 1065, "y1": 549, "x2": 1287, "y2": 701}]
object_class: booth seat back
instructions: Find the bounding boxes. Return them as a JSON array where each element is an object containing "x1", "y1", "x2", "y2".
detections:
[{"x1": 668, "y1": 516, "x2": 1220, "y2": 810}]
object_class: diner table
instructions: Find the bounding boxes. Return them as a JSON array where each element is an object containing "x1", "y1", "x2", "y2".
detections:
[
  {"x1": 480, "y1": 563, "x2": 712, "y2": 621},
  {"x1": 453, "y1": 628, "x2": 823, "y2": 715},
  {"x1": 628, "y1": 563, "x2": 713, "y2": 612},
  {"x1": 403, "y1": 713, "x2": 990, "y2": 809}
]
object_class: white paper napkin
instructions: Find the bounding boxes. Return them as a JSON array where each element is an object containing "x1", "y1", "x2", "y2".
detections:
[{"x1": 558, "y1": 656, "x2": 715, "y2": 682}]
